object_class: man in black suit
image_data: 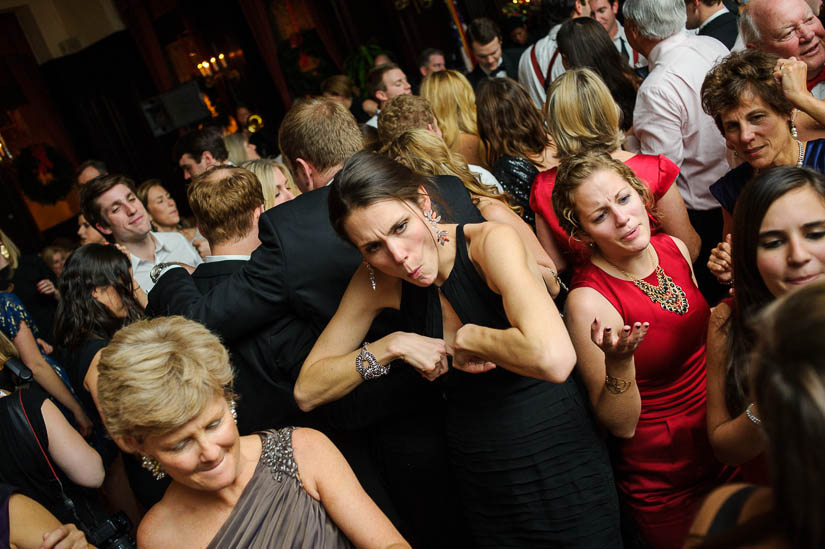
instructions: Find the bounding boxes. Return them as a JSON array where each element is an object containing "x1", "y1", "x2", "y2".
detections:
[
  {"x1": 686, "y1": 0, "x2": 739, "y2": 50},
  {"x1": 148, "y1": 98, "x2": 474, "y2": 547},
  {"x1": 465, "y1": 17, "x2": 521, "y2": 89},
  {"x1": 185, "y1": 164, "x2": 301, "y2": 435}
]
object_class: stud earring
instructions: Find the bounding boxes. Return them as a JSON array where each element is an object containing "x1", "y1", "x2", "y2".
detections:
[
  {"x1": 423, "y1": 210, "x2": 449, "y2": 247},
  {"x1": 141, "y1": 455, "x2": 167, "y2": 480},
  {"x1": 364, "y1": 261, "x2": 376, "y2": 290}
]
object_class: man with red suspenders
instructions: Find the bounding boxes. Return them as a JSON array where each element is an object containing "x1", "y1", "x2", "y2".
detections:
[{"x1": 517, "y1": 0, "x2": 591, "y2": 108}]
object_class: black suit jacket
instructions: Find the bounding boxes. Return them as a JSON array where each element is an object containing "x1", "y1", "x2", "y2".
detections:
[
  {"x1": 466, "y1": 47, "x2": 521, "y2": 89},
  {"x1": 149, "y1": 176, "x2": 483, "y2": 425},
  {"x1": 191, "y1": 260, "x2": 302, "y2": 433},
  {"x1": 699, "y1": 11, "x2": 739, "y2": 51}
]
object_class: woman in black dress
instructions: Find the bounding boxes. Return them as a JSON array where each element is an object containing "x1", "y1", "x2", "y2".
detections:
[{"x1": 294, "y1": 151, "x2": 621, "y2": 547}]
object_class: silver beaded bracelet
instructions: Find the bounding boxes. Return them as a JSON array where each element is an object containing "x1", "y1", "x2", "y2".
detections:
[
  {"x1": 355, "y1": 342, "x2": 390, "y2": 380},
  {"x1": 745, "y1": 402, "x2": 762, "y2": 425}
]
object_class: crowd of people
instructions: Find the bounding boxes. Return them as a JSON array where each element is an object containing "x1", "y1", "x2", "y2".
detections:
[{"x1": 3, "y1": 0, "x2": 825, "y2": 547}]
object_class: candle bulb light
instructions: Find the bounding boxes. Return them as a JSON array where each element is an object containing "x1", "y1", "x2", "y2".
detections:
[{"x1": 218, "y1": 53, "x2": 228, "y2": 68}]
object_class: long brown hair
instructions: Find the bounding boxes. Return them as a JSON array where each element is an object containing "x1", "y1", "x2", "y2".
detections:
[
  {"x1": 475, "y1": 78, "x2": 551, "y2": 168},
  {"x1": 725, "y1": 167, "x2": 825, "y2": 416}
]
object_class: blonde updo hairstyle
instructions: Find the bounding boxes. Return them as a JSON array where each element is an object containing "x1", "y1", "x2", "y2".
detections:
[
  {"x1": 419, "y1": 69, "x2": 479, "y2": 151},
  {"x1": 545, "y1": 68, "x2": 625, "y2": 161},
  {"x1": 553, "y1": 151, "x2": 656, "y2": 243},
  {"x1": 97, "y1": 316, "x2": 235, "y2": 444}
]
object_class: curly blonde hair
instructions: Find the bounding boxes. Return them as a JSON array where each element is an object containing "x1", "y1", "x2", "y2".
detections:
[{"x1": 553, "y1": 151, "x2": 656, "y2": 242}]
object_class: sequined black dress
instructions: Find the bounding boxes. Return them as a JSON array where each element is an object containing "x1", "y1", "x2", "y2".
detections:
[
  {"x1": 491, "y1": 155, "x2": 538, "y2": 228},
  {"x1": 401, "y1": 225, "x2": 621, "y2": 547}
]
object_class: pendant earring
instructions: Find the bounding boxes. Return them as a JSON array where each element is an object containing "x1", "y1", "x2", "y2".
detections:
[
  {"x1": 230, "y1": 400, "x2": 238, "y2": 424},
  {"x1": 423, "y1": 210, "x2": 449, "y2": 247},
  {"x1": 141, "y1": 455, "x2": 167, "y2": 480},
  {"x1": 364, "y1": 261, "x2": 376, "y2": 290},
  {"x1": 790, "y1": 119, "x2": 799, "y2": 139}
]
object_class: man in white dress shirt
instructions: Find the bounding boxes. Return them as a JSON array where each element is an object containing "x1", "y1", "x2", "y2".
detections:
[
  {"x1": 79, "y1": 174, "x2": 202, "y2": 291},
  {"x1": 518, "y1": 0, "x2": 591, "y2": 108},
  {"x1": 589, "y1": 0, "x2": 647, "y2": 67},
  {"x1": 623, "y1": 0, "x2": 730, "y2": 301},
  {"x1": 741, "y1": 0, "x2": 825, "y2": 99}
]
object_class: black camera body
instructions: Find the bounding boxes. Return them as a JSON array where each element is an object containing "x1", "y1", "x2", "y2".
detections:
[{"x1": 85, "y1": 511, "x2": 136, "y2": 549}]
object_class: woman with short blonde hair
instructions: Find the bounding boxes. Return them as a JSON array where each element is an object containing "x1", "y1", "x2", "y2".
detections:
[
  {"x1": 98, "y1": 316, "x2": 407, "y2": 549},
  {"x1": 420, "y1": 70, "x2": 484, "y2": 166}
]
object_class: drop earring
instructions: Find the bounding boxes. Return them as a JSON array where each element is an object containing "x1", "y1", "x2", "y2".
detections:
[
  {"x1": 364, "y1": 261, "x2": 376, "y2": 290},
  {"x1": 423, "y1": 210, "x2": 449, "y2": 247},
  {"x1": 230, "y1": 400, "x2": 238, "y2": 424},
  {"x1": 141, "y1": 455, "x2": 167, "y2": 480},
  {"x1": 790, "y1": 119, "x2": 799, "y2": 139}
]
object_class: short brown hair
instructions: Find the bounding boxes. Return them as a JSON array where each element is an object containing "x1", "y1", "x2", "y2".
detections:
[
  {"x1": 80, "y1": 174, "x2": 137, "y2": 231},
  {"x1": 377, "y1": 95, "x2": 436, "y2": 145},
  {"x1": 278, "y1": 97, "x2": 362, "y2": 175},
  {"x1": 553, "y1": 152, "x2": 655, "y2": 242},
  {"x1": 187, "y1": 166, "x2": 264, "y2": 246},
  {"x1": 467, "y1": 17, "x2": 500, "y2": 46},
  {"x1": 366, "y1": 63, "x2": 400, "y2": 101},
  {"x1": 97, "y1": 316, "x2": 235, "y2": 443},
  {"x1": 702, "y1": 49, "x2": 793, "y2": 135}
]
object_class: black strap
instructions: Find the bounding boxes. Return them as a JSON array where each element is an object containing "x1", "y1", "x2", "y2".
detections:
[{"x1": 706, "y1": 485, "x2": 758, "y2": 536}]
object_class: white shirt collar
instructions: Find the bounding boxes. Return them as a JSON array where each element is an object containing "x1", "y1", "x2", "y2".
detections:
[
  {"x1": 699, "y1": 6, "x2": 729, "y2": 32},
  {"x1": 205, "y1": 255, "x2": 251, "y2": 263},
  {"x1": 647, "y1": 31, "x2": 688, "y2": 69}
]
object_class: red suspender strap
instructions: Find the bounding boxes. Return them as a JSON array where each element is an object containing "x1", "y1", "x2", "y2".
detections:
[
  {"x1": 633, "y1": 49, "x2": 639, "y2": 67},
  {"x1": 529, "y1": 45, "x2": 545, "y2": 89}
]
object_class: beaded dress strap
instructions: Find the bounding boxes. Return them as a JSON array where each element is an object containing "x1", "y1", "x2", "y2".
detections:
[{"x1": 260, "y1": 427, "x2": 302, "y2": 487}]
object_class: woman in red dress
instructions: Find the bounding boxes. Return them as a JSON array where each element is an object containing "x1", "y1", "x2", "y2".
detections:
[
  {"x1": 554, "y1": 152, "x2": 737, "y2": 548},
  {"x1": 531, "y1": 68, "x2": 699, "y2": 271}
]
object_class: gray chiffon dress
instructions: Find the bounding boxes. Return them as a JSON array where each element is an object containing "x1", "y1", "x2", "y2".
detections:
[{"x1": 207, "y1": 427, "x2": 353, "y2": 549}]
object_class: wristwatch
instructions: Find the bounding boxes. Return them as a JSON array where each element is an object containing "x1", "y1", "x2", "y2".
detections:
[{"x1": 150, "y1": 262, "x2": 183, "y2": 284}]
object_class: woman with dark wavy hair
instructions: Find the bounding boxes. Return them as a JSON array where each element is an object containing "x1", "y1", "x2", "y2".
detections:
[
  {"x1": 476, "y1": 78, "x2": 556, "y2": 228},
  {"x1": 54, "y1": 244, "x2": 144, "y2": 462}
]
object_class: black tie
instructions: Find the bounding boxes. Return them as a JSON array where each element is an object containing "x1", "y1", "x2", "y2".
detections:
[{"x1": 620, "y1": 39, "x2": 630, "y2": 64}]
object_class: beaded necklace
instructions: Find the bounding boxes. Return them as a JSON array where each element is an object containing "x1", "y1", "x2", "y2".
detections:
[{"x1": 603, "y1": 246, "x2": 689, "y2": 315}]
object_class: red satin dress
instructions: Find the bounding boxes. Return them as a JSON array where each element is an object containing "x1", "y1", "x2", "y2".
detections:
[
  {"x1": 571, "y1": 234, "x2": 739, "y2": 548},
  {"x1": 530, "y1": 153, "x2": 678, "y2": 266}
]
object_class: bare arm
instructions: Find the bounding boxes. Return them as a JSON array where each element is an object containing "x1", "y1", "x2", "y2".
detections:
[
  {"x1": 705, "y1": 303, "x2": 767, "y2": 465},
  {"x1": 294, "y1": 264, "x2": 450, "y2": 411},
  {"x1": 656, "y1": 185, "x2": 700, "y2": 263},
  {"x1": 476, "y1": 199, "x2": 561, "y2": 296},
  {"x1": 535, "y1": 213, "x2": 568, "y2": 273},
  {"x1": 41, "y1": 399, "x2": 105, "y2": 488},
  {"x1": 565, "y1": 287, "x2": 645, "y2": 438},
  {"x1": 452, "y1": 224, "x2": 575, "y2": 382},
  {"x1": 9, "y1": 493, "x2": 94, "y2": 549},
  {"x1": 294, "y1": 428, "x2": 409, "y2": 548},
  {"x1": 14, "y1": 322, "x2": 91, "y2": 436}
]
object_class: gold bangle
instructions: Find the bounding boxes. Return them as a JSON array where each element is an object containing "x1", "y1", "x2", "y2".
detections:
[{"x1": 605, "y1": 374, "x2": 633, "y2": 394}]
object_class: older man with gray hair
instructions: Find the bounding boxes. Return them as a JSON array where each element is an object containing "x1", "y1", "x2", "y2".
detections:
[
  {"x1": 623, "y1": 0, "x2": 730, "y2": 303},
  {"x1": 740, "y1": 0, "x2": 825, "y2": 99}
]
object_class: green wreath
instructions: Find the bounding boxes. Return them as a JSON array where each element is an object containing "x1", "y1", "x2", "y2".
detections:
[{"x1": 14, "y1": 144, "x2": 75, "y2": 205}]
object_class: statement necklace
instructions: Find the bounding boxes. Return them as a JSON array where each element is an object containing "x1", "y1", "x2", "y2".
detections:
[
  {"x1": 796, "y1": 139, "x2": 804, "y2": 168},
  {"x1": 605, "y1": 247, "x2": 689, "y2": 315}
]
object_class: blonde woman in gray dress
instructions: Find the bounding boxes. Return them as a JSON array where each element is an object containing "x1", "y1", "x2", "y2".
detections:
[{"x1": 97, "y1": 316, "x2": 408, "y2": 549}]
